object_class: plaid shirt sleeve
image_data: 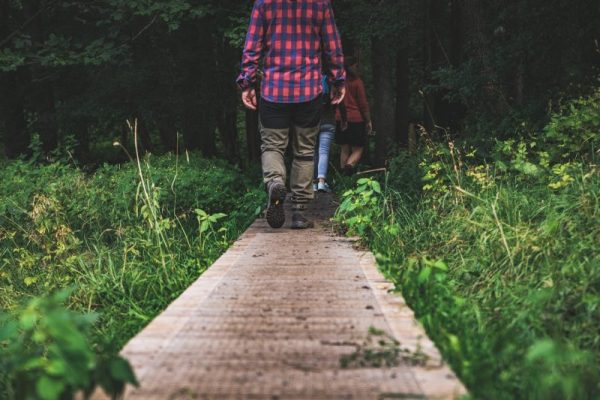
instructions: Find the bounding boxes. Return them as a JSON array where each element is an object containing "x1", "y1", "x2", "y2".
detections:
[
  {"x1": 236, "y1": 1, "x2": 265, "y2": 91},
  {"x1": 321, "y1": 1, "x2": 345, "y2": 87}
]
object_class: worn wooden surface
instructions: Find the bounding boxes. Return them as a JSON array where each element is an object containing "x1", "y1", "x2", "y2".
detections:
[{"x1": 94, "y1": 193, "x2": 466, "y2": 399}]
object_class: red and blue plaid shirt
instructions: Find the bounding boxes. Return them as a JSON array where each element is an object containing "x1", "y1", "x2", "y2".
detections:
[{"x1": 237, "y1": 0, "x2": 345, "y2": 104}]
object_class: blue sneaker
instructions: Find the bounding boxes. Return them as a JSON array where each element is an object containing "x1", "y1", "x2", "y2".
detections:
[{"x1": 317, "y1": 181, "x2": 331, "y2": 193}]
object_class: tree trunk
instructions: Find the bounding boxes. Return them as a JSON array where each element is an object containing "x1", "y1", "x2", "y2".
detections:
[
  {"x1": 372, "y1": 38, "x2": 395, "y2": 167},
  {"x1": 0, "y1": 1, "x2": 29, "y2": 158},
  {"x1": 0, "y1": 73, "x2": 29, "y2": 158},
  {"x1": 184, "y1": 109, "x2": 216, "y2": 157},
  {"x1": 72, "y1": 117, "x2": 90, "y2": 161},
  {"x1": 214, "y1": 40, "x2": 241, "y2": 165},
  {"x1": 514, "y1": 59, "x2": 525, "y2": 105},
  {"x1": 33, "y1": 75, "x2": 58, "y2": 154},
  {"x1": 447, "y1": 0, "x2": 468, "y2": 132},
  {"x1": 461, "y1": 0, "x2": 510, "y2": 117},
  {"x1": 395, "y1": 47, "x2": 410, "y2": 148},
  {"x1": 23, "y1": 0, "x2": 58, "y2": 154},
  {"x1": 422, "y1": 0, "x2": 437, "y2": 134},
  {"x1": 178, "y1": 19, "x2": 217, "y2": 157},
  {"x1": 450, "y1": 0, "x2": 463, "y2": 67},
  {"x1": 157, "y1": 117, "x2": 178, "y2": 153},
  {"x1": 216, "y1": 96, "x2": 240, "y2": 165},
  {"x1": 425, "y1": 0, "x2": 456, "y2": 133}
]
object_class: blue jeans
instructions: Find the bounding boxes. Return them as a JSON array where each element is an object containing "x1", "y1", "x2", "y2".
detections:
[{"x1": 314, "y1": 124, "x2": 336, "y2": 180}]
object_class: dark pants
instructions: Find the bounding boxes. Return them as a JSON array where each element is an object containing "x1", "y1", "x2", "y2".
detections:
[
  {"x1": 336, "y1": 121, "x2": 367, "y2": 147},
  {"x1": 259, "y1": 96, "x2": 321, "y2": 204}
]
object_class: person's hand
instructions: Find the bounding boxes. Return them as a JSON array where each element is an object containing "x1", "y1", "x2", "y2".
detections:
[
  {"x1": 341, "y1": 121, "x2": 348, "y2": 131},
  {"x1": 241, "y1": 88, "x2": 257, "y2": 110},
  {"x1": 366, "y1": 121, "x2": 373, "y2": 135},
  {"x1": 331, "y1": 85, "x2": 346, "y2": 105}
]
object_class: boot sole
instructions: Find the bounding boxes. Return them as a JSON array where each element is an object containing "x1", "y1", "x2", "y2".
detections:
[{"x1": 266, "y1": 185, "x2": 287, "y2": 229}]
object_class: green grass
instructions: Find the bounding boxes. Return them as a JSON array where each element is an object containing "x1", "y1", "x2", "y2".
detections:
[
  {"x1": 0, "y1": 153, "x2": 265, "y2": 398},
  {"x1": 335, "y1": 91, "x2": 600, "y2": 399},
  {"x1": 0, "y1": 154, "x2": 264, "y2": 344}
]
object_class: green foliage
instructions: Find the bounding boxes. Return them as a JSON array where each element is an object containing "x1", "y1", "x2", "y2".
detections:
[
  {"x1": 0, "y1": 290, "x2": 137, "y2": 400},
  {"x1": 0, "y1": 1, "x2": 240, "y2": 71},
  {"x1": 335, "y1": 0, "x2": 412, "y2": 43},
  {"x1": 335, "y1": 91, "x2": 600, "y2": 399},
  {"x1": 542, "y1": 87, "x2": 600, "y2": 162},
  {"x1": 338, "y1": 178, "x2": 383, "y2": 236},
  {"x1": 0, "y1": 153, "x2": 265, "y2": 398},
  {"x1": 385, "y1": 151, "x2": 422, "y2": 200}
]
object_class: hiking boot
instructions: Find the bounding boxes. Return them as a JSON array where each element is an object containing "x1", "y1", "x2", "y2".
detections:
[
  {"x1": 291, "y1": 211, "x2": 314, "y2": 230},
  {"x1": 266, "y1": 181, "x2": 286, "y2": 229}
]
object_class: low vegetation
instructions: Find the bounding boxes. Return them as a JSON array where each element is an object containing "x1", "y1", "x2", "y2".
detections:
[
  {"x1": 336, "y1": 89, "x2": 600, "y2": 399},
  {"x1": 0, "y1": 153, "x2": 264, "y2": 399}
]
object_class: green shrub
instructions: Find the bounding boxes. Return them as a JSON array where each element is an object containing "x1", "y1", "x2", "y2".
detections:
[
  {"x1": 335, "y1": 90, "x2": 600, "y2": 399},
  {"x1": 0, "y1": 290, "x2": 137, "y2": 400},
  {"x1": 542, "y1": 88, "x2": 600, "y2": 162}
]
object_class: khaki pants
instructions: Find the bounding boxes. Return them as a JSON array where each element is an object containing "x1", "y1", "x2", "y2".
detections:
[{"x1": 259, "y1": 96, "x2": 321, "y2": 204}]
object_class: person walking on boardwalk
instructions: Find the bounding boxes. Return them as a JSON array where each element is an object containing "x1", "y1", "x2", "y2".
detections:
[
  {"x1": 314, "y1": 75, "x2": 347, "y2": 193},
  {"x1": 336, "y1": 56, "x2": 372, "y2": 176},
  {"x1": 237, "y1": 0, "x2": 346, "y2": 229}
]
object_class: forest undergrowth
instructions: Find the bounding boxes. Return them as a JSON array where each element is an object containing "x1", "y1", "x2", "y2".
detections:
[
  {"x1": 0, "y1": 142, "x2": 265, "y2": 399},
  {"x1": 335, "y1": 89, "x2": 600, "y2": 399}
]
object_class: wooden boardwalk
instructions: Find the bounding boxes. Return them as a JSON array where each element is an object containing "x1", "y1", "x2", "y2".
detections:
[{"x1": 98, "y1": 194, "x2": 466, "y2": 399}]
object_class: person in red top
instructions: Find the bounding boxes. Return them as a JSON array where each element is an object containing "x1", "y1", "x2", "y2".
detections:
[
  {"x1": 237, "y1": 0, "x2": 346, "y2": 230},
  {"x1": 336, "y1": 56, "x2": 372, "y2": 175}
]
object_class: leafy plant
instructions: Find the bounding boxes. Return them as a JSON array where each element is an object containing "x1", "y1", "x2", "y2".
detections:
[
  {"x1": 0, "y1": 290, "x2": 137, "y2": 400},
  {"x1": 195, "y1": 209, "x2": 227, "y2": 251},
  {"x1": 337, "y1": 178, "x2": 383, "y2": 236}
]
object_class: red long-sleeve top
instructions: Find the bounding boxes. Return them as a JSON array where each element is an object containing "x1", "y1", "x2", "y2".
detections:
[{"x1": 342, "y1": 77, "x2": 370, "y2": 123}]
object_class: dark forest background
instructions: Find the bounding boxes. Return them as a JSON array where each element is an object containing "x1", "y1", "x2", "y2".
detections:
[{"x1": 1, "y1": 0, "x2": 598, "y2": 166}]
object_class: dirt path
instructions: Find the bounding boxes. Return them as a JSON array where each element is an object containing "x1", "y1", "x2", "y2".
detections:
[{"x1": 97, "y1": 193, "x2": 466, "y2": 399}]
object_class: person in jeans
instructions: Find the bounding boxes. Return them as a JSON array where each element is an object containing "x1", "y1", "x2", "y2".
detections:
[
  {"x1": 314, "y1": 76, "x2": 347, "y2": 192},
  {"x1": 336, "y1": 56, "x2": 372, "y2": 175},
  {"x1": 237, "y1": 0, "x2": 345, "y2": 229}
]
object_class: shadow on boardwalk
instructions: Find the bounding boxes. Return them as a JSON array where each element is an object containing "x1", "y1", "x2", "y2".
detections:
[{"x1": 95, "y1": 193, "x2": 466, "y2": 400}]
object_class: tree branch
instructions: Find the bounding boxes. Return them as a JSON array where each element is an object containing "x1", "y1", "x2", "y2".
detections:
[
  {"x1": 0, "y1": 0, "x2": 59, "y2": 48},
  {"x1": 130, "y1": 14, "x2": 158, "y2": 43}
]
